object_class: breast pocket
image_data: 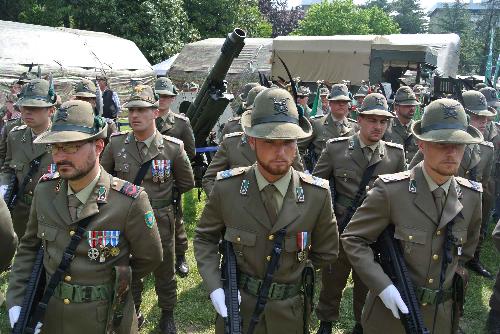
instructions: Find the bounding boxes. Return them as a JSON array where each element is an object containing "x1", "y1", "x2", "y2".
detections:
[
  {"x1": 114, "y1": 162, "x2": 130, "y2": 178},
  {"x1": 334, "y1": 168, "x2": 357, "y2": 182},
  {"x1": 394, "y1": 225, "x2": 428, "y2": 266},
  {"x1": 224, "y1": 227, "x2": 256, "y2": 268},
  {"x1": 283, "y1": 235, "x2": 301, "y2": 270},
  {"x1": 37, "y1": 223, "x2": 59, "y2": 266},
  {"x1": 9, "y1": 160, "x2": 25, "y2": 179}
]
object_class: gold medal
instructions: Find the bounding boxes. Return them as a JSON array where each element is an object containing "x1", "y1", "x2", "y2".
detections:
[{"x1": 110, "y1": 247, "x2": 120, "y2": 257}]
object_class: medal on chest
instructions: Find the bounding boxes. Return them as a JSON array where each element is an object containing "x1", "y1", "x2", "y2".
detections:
[
  {"x1": 296, "y1": 231, "x2": 309, "y2": 262},
  {"x1": 86, "y1": 230, "x2": 121, "y2": 262}
]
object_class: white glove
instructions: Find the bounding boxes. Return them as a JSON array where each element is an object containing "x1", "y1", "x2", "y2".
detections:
[
  {"x1": 378, "y1": 284, "x2": 409, "y2": 319},
  {"x1": 209, "y1": 288, "x2": 241, "y2": 318},
  {"x1": 9, "y1": 305, "x2": 42, "y2": 333}
]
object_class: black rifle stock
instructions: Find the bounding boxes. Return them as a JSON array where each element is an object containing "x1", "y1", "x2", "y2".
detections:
[
  {"x1": 220, "y1": 240, "x2": 242, "y2": 334},
  {"x1": 373, "y1": 225, "x2": 430, "y2": 334},
  {"x1": 12, "y1": 247, "x2": 46, "y2": 334}
]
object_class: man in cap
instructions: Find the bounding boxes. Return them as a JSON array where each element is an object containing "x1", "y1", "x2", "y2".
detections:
[
  {"x1": 96, "y1": 75, "x2": 121, "y2": 120},
  {"x1": 313, "y1": 93, "x2": 405, "y2": 334},
  {"x1": 154, "y1": 77, "x2": 196, "y2": 278},
  {"x1": 0, "y1": 79, "x2": 57, "y2": 238},
  {"x1": 102, "y1": 84, "x2": 195, "y2": 333},
  {"x1": 319, "y1": 86, "x2": 330, "y2": 116},
  {"x1": 299, "y1": 84, "x2": 357, "y2": 159},
  {"x1": 297, "y1": 85, "x2": 312, "y2": 118},
  {"x1": 350, "y1": 85, "x2": 369, "y2": 119},
  {"x1": 7, "y1": 100, "x2": 162, "y2": 333},
  {"x1": 73, "y1": 78, "x2": 118, "y2": 142},
  {"x1": 383, "y1": 86, "x2": 420, "y2": 165},
  {"x1": 222, "y1": 83, "x2": 261, "y2": 137},
  {"x1": 202, "y1": 87, "x2": 304, "y2": 196},
  {"x1": 194, "y1": 87, "x2": 339, "y2": 333},
  {"x1": 487, "y1": 219, "x2": 500, "y2": 333},
  {"x1": 342, "y1": 98, "x2": 483, "y2": 333}
]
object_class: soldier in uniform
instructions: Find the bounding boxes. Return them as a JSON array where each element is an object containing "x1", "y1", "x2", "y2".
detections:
[
  {"x1": 297, "y1": 85, "x2": 312, "y2": 118},
  {"x1": 73, "y1": 78, "x2": 118, "y2": 142},
  {"x1": 487, "y1": 219, "x2": 500, "y2": 333},
  {"x1": 222, "y1": 83, "x2": 261, "y2": 137},
  {"x1": 194, "y1": 88, "x2": 339, "y2": 334},
  {"x1": 7, "y1": 100, "x2": 162, "y2": 333},
  {"x1": 0, "y1": 104, "x2": 24, "y2": 167},
  {"x1": 319, "y1": 87, "x2": 330, "y2": 116},
  {"x1": 313, "y1": 93, "x2": 406, "y2": 334},
  {"x1": 154, "y1": 77, "x2": 196, "y2": 278},
  {"x1": 342, "y1": 98, "x2": 483, "y2": 334},
  {"x1": 383, "y1": 86, "x2": 420, "y2": 165},
  {"x1": 1, "y1": 79, "x2": 57, "y2": 238},
  {"x1": 299, "y1": 84, "x2": 357, "y2": 158},
  {"x1": 350, "y1": 85, "x2": 369, "y2": 119},
  {"x1": 102, "y1": 84, "x2": 195, "y2": 333}
]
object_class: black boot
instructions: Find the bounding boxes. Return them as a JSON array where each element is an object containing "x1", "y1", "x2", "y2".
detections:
[
  {"x1": 466, "y1": 254, "x2": 492, "y2": 279},
  {"x1": 487, "y1": 309, "x2": 500, "y2": 334},
  {"x1": 316, "y1": 321, "x2": 333, "y2": 334},
  {"x1": 135, "y1": 304, "x2": 145, "y2": 330},
  {"x1": 159, "y1": 309, "x2": 177, "y2": 334},
  {"x1": 352, "y1": 322, "x2": 363, "y2": 334},
  {"x1": 175, "y1": 254, "x2": 189, "y2": 278}
]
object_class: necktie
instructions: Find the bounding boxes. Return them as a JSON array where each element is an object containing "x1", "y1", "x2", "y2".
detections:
[
  {"x1": 262, "y1": 184, "x2": 279, "y2": 225},
  {"x1": 432, "y1": 187, "x2": 446, "y2": 219},
  {"x1": 137, "y1": 141, "x2": 147, "y2": 160},
  {"x1": 68, "y1": 194, "x2": 81, "y2": 221},
  {"x1": 363, "y1": 147, "x2": 373, "y2": 163},
  {"x1": 155, "y1": 117, "x2": 164, "y2": 130}
]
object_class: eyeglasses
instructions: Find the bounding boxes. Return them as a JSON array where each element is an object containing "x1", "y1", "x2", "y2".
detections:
[{"x1": 47, "y1": 142, "x2": 89, "y2": 154}]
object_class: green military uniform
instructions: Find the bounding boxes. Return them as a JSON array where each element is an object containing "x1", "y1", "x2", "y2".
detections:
[
  {"x1": 487, "y1": 219, "x2": 500, "y2": 332},
  {"x1": 350, "y1": 85, "x2": 369, "y2": 119},
  {"x1": 0, "y1": 117, "x2": 24, "y2": 167},
  {"x1": 313, "y1": 93, "x2": 405, "y2": 333},
  {"x1": 221, "y1": 116, "x2": 243, "y2": 137},
  {"x1": 194, "y1": 88, "x2": 339, "y2": 334},
  {"x1": 342, "y1": 98, "x2": 483, "y2": 334},
  {"x1": 0, "y1": 196, "x2": 17, "y2": 305},
  {"x1": 7, "y1": 100, "x2": 162, "y2": 334},
  {"x1": 202, "y1": 131, "x2": 304, "y2": 196}
]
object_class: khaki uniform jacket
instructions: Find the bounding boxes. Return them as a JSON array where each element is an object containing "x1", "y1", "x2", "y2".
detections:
[
  {"x1": 313, "y1": 134, "x2": 406, "y2": 221},
  {"x1": 221, "y1": 116, "x2": 243, "y2": 138},
  {"x1": 101, "y1": 131, "x2": 195, "y2": 201},
  {"x1": 383, "y1": 118, "x2": 418, "y2": 165},
  {"x1": 202, "y1": 132, "x2": 304, "y2": 195},
  {"x1": 298, "y1": 113, "x2": 357, "y2": 156},
  {"x1": 195, "y1": 166, "x2": 339, "y2": 332},
  {"x1": 7, "y1": 168, "x2": 162, "y2": 333},
  {"x1": 157, "y1": 112, "x2": 196, "y2": 159},
  {"x1": 342, "y1": 164, "x2": 482, "y2": 334},
  {"x1": 0, "y1": 117, "x2": 23, "y2": 167}
]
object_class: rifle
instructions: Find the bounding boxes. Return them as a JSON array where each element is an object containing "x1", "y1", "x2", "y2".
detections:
[
  {"x1": 372, "y1": 225, "x2": 430, "y2": 334},
  {"x1": 12, "y1": 247, "x2": 46, "y2": 334},
  {"x1": 8, "y1": 156, "x2": 42, "y2": 211},
  {"x1": 220, "y1": 239, "x2": 242, "y2": 334}
]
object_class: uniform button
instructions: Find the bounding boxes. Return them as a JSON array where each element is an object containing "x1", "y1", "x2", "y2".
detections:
[
  {"x1": 268, "y1": 235, "x2": 274, "y2": 241},
  {"x1": 436, "y1": 230, "x2": 441, "y2": 236},
  {"x1": 428, "y1": 278, "x2": 434, "y2": 284},
  {"x1": 266, "y1": 256, "x2": 271, "y2": 261},
  {"x1": 422, "y1": 302, "x2": 427, "y2": 306},
  {"x1": 69, "y1": 230, "x2": 75, "y2": 236},
  {"x1": 64, "y1": 275, "x2": 71, "y2": 282},
  {"x1": 432, "y1": 254, "x2": 439, "y2": 261},
  {"x1": 236, "y1": 237, "x2": 241, "y2": 242},
  {"x1": 63, "y1": 298, "x2": 70, "y2": 305},
  {"x1": 408, "y1": 235, "x2": 413, "y2": 241}
]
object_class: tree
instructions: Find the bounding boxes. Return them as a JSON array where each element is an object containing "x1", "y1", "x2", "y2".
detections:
[
  {"x1": 292, "y1": 0, "x2": 400, "y2": 36},
  {"x1": 258, "y1": 0, "x2": 304, "y2": 37},
  {"x1": 392, "y1": 0, "x2": 427, "y2": 33},
  {"x1": 363, "y1": 0, "x2": 391, "y2": 13}
]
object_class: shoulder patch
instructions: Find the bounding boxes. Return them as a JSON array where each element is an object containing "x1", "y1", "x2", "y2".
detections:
[
  {"x1": 455, "y1": 177, "x2": 483, "y2": 192},
  {"x1": 216, "y1": 167, "x2": 249, "y2": 180},
  {"x1": 111, "y1": 178, "x2": 143, "y2": 198},
  {"x1": 379, "y1": 170, "x2": 411, "y2": 183},
  {"x1": 326, "y1": 137, "x2": 349, "y2": 144},
  {"x1": 223, "y1": 131, "x2": 244, "y2": 140},
  {"x1": 39, "y1": 171, "x2": 60, "y2": 182},
  {"x1": 110, "y1": 130, "x2": 129, "y2": 137},
  {"x1": 12, "y1": 124, "x2": 27, "y2": 131},
  {"x1": 163, "y1": 135, "x2": 183, "y2": 145},
  {"x1": 384, "y1": 141, "x2": 404, "y2": 150},
  {"x1": 298, "y1": 172, "x2": 329, "y2": 189},
  {"x1": 479, "y1": 140, "x2": 494, "y2": 148},
  {"x1": 173, "y1": 113, "x2": 189, "y2": 121}
]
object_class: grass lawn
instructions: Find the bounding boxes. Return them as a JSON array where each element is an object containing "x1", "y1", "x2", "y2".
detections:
[{"x1": 1, "y1": 189, "x2": 498, "y2": 333}]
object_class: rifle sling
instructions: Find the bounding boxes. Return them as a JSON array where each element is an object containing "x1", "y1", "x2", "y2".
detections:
[
  {"x1": 31, "y1": 214, "x2": 96, "y2": 326},
  {"x1": 133, "y1": 159, "x2": 154, "y2": 186},
  {"x1": 339, "y1": 161, "x2": 379, "y2": 232},
  {"x1": 246, "y1": 227, "x2": 288, "y2": 334}
]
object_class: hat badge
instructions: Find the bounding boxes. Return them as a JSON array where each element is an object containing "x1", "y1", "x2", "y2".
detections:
[
  {"x1": 26, "y1": 82, "x2": 36, "y2": 94},
  {"x1": 272, "y1": 97, "x2": 289, "y2": 115},
  {"x1": 134, "y1": 85, "x2": 144, "y2": 94},
  {"x1": 375, "y1": 96, "x2": 385, "y2": 106},
  {"x1": 479, "y1": 94, "x2": 487, "y2": 105},
  {"x1": 442, "y1": 103, "x2": 460, "y2": 119}
]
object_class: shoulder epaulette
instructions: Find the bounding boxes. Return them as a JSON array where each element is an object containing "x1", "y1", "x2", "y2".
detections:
[
  {"x1": 455, "y1": 177, "x2": 483, "y2": 192},
  {"x1": 163, "y1": 135, "x2": 183, "y2": 145},
  {"x1": 298, "y1": 172, "x2": 329, "y2": 189},
  {"x1": 223, "y1": 132, "x2": 244, "y2": 140},
  {"x1": 479, "y1": 140, "x2": 494, "y2": 148},
  {"x1": 216, "y1": 167, "x2": 249, "y2": 180},
  {"x1": 39, "y1": 172, "x2": 60, "y2": 182},
  {"x1": 227, "y1": 116, "x2": 241, "y2": 122},
  {"x1": 12, "y1": 124, "x2": 27, "y2": 131},
  {"x1": 347, "y1": 117, "x2": 358, "y2": 123},
  {"x1": 110, "y1": 130, "x2": 129, "y2": 137},
  {"x1": 379, "y1": 170, "x2": 411, "y2": 183},
  {"x1": 384, "y1": 141, "x2": 404, "y2": 150},
  {"x1": 326, "y1": 137, "x2": 349, "y2": 144},
  {"x1": 173, "y1": 113, "x2": 189, "y2": 121},
  {"x1": 111, "y1": 178, "x2": 143, "y2": 198}
]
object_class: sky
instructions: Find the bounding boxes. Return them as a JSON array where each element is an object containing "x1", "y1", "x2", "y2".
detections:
[{"x1": 287, "y1": 0, "x2": 470, "y2": 12}]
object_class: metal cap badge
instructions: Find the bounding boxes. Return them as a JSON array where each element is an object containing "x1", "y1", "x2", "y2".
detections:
[{"x1": 123, "y1": 84, "x2": 159, "y2": 109}]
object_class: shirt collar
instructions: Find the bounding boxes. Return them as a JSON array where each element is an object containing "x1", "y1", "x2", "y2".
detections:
[
  {"x1": 358, "y1": 136, "x2": 380, "y2": 152},
  {"x1": 422, "y1": 164, "x2": 452, "y2": 195},
  {"x1": 135, "y1": 130, "x2": 156, "y2": 148},
  {"x1": 254, "y1": 165, "x2": 292, "y2": 198},
  {"x1": 67, "y1": 169, "x2": 101, "y2": 205}
]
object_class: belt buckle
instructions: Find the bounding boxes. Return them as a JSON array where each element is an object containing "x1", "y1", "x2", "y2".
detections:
[{"x1": 82, "y1": 286, "x2": 93, "y2": 303}]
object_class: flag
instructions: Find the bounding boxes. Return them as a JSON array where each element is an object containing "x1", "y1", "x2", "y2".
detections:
[
  {"x1": 311, "y1": 86, "x2": 320, "y2": 117},
  {"x1": 493, "y1": 54, "x2": 500, "y2": 89},
  {"x1": 485, "y1": 26, "x2": 496, "y2": 82}
]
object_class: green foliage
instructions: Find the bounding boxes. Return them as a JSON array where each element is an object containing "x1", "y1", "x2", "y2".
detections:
[
  {"x1": 392, "y1": 0, "x2": 427, "y2": 33},
  {"x1": 292, "y1": 0, "x2": 399, "y2": 36}
]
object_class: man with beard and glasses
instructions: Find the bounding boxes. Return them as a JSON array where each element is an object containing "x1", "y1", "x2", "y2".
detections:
[
  {"x1": 313, "y1": 93, "x2": 405, "y2": 334},
  {"x1": 383, "y1": 86, "x2": 420, "y2": 166},
  {"x1": 7, "y1": 100, "x2": 162, "y2": 334},
  {"x1": 1, "y1": 79, "x2": 56, "y2": 238},
  {"x1": 102, "y1": 84, "x2": 194, "y2": 334},
  {"x1": 194, "y1": 87, "x2": 339, "y2": 334},
  {"x1": 342, "y1": 99, "x2": 483, "y2": 334}
]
